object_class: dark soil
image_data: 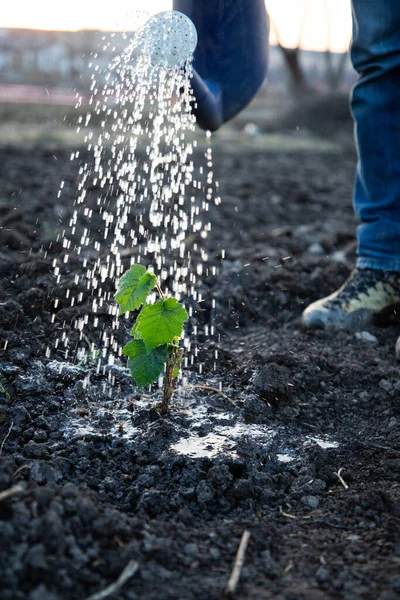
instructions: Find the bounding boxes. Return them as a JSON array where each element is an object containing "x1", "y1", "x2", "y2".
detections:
[{"x1": 0, "y1": 101, "x2": 400, "y2": 600}]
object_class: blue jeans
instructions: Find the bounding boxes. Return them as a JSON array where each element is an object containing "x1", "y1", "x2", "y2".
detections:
[{"x1": 351, "y1": 0, "x2": 400, "y2": 270}]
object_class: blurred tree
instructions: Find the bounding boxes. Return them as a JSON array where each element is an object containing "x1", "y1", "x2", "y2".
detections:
[
  {"x1": 266, "y1": 0, "x2": 351, "y2": 93},
  {"x1": 323, "y1": 0, "x2": 350, "y2": 91},
  {"x1": 268, "y1": 2, "x2": 309, "y2": 92}
]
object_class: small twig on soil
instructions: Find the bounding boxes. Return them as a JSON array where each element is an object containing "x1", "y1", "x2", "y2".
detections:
[
  {"x1": 300, "y1": 519, "x2": 354, "y2": 531},
  {"x1": 0, "y1": 483, "x2": 24, "y2": 502},
  {"x1": 279, "y1": 505, "x2": 297, "y2": 519},
  {"x1": 85, "y1": 559, "x2": 139, "y2": 600},
  {"x1": 182, "y1": 385, "x2": 237, "y2": 408},
  {"x1": 224, "y1": 530, "x2": 251, "y2": 597},
  {"x1": 0, "y1": 421, "x2": 13, "y2": 458},
  {"x1": 359, "y1": 441, "x2": 400, "y2": 455},
  {"x1": 13, "y1": 464, "x2": 29, "y2": 477},
  {"x1": 283, "y1": 560, "x2": 294, "y2": 574},
  {"x1": 336, "y1": 467, "x2": 349, "y2": 490}
]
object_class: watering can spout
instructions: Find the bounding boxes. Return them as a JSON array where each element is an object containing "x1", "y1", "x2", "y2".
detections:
[{"x1": 190, "y1": 72, "x2": 223, "y2": 132}]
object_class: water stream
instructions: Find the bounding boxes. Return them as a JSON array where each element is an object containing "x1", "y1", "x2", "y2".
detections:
[
  {"x1": 48, "y1": 12, "x2": 219, "y2": 384},
  {"x1": 44, "y1": 13, "x2": 341, "y2": 464}
]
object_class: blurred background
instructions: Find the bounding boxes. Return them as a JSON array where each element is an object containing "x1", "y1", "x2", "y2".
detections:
[{"x1": 0, "y1": 0, "x2": 355, "y2": 145}]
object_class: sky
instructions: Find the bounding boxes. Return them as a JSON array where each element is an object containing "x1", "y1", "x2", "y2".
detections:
[{"x1": 2, "y1": 0, "x2": 352, "y2": 52}]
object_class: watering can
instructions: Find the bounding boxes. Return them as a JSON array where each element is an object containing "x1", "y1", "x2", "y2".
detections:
[
  {"x1": 145, "y1": 1, "x2": 269, "y2": 131},
  {"x1": 174, "y1": 0, "x2": 269, "y2": 131}
]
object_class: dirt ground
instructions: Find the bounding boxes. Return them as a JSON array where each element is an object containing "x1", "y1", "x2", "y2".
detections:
[{"x1": 0, "y1": 96, "x2": 399, "y2": 600}]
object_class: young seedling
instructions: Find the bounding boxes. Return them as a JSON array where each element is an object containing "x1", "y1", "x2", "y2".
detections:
[{"x1": 114, "y1": 264, "x2": 188, "y2": 413}]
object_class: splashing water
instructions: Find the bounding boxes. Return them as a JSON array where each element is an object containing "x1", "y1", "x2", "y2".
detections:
[{"x1": 49, "y1": 12, "x2": 220, "y2": 385}]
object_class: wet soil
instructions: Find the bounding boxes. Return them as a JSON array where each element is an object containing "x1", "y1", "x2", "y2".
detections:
[{"x1": 0, "y1": 102, "x2": 399, "y2": 600}]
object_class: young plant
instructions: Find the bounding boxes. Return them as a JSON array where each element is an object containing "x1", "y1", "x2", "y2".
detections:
[{"x1": 114, "y1": 264, "x2": 188, "y2": 413}]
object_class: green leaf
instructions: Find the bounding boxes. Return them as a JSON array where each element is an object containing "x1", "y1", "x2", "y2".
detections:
[
  {"x1": 130, "y1": 321, "x2": 141, "y2": 339},
  {"x1": 135, "y1": 298, "x2": 188, "y2": 349},
  {"x1": 122, "y1": 339, "x2": 167, "y2": 388},
  {"x1": 114, "y1": 264, "x2": 156, "y2": 315}
]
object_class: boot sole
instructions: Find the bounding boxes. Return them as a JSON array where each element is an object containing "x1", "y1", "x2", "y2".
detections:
[
  {"x1": 302, "y1": 302, "x2": 400, "y2": 331},
  {"x1": 302, "y1": 307, "x2": 373, "y2": 330}
]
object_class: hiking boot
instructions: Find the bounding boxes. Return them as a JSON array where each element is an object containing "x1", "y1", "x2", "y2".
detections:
[{"x1": 302, "y1": 268, "x2": 400, "y2": 330}]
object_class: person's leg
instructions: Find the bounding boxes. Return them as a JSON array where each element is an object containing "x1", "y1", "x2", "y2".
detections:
[
  {"x1": 352, "y1": 0, "x2": 400, "y2": 268},
  {"x1": 302, "y1": 0, "x2": 400, "y2": 329}
]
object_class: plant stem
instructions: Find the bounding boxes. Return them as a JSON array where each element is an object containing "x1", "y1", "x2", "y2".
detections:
[
  {"x1": 156, "y1": 281, "x2": 165, "y2": 300},
  {"x1": 161, "y1": 347, "x2": 180, "y2": 414},
  {"x1": 156, "y1": 277, "x2": 174, "y2": 414}
]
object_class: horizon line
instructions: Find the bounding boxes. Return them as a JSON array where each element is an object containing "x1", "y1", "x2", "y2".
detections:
[{"x1": 0, "y1": 25, "x2": 350, "y2": 54}]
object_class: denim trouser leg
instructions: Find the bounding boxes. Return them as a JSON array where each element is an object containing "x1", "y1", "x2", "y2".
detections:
[{"x1": 351, "y1": 1, "x2": 400, "y2": 270}]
